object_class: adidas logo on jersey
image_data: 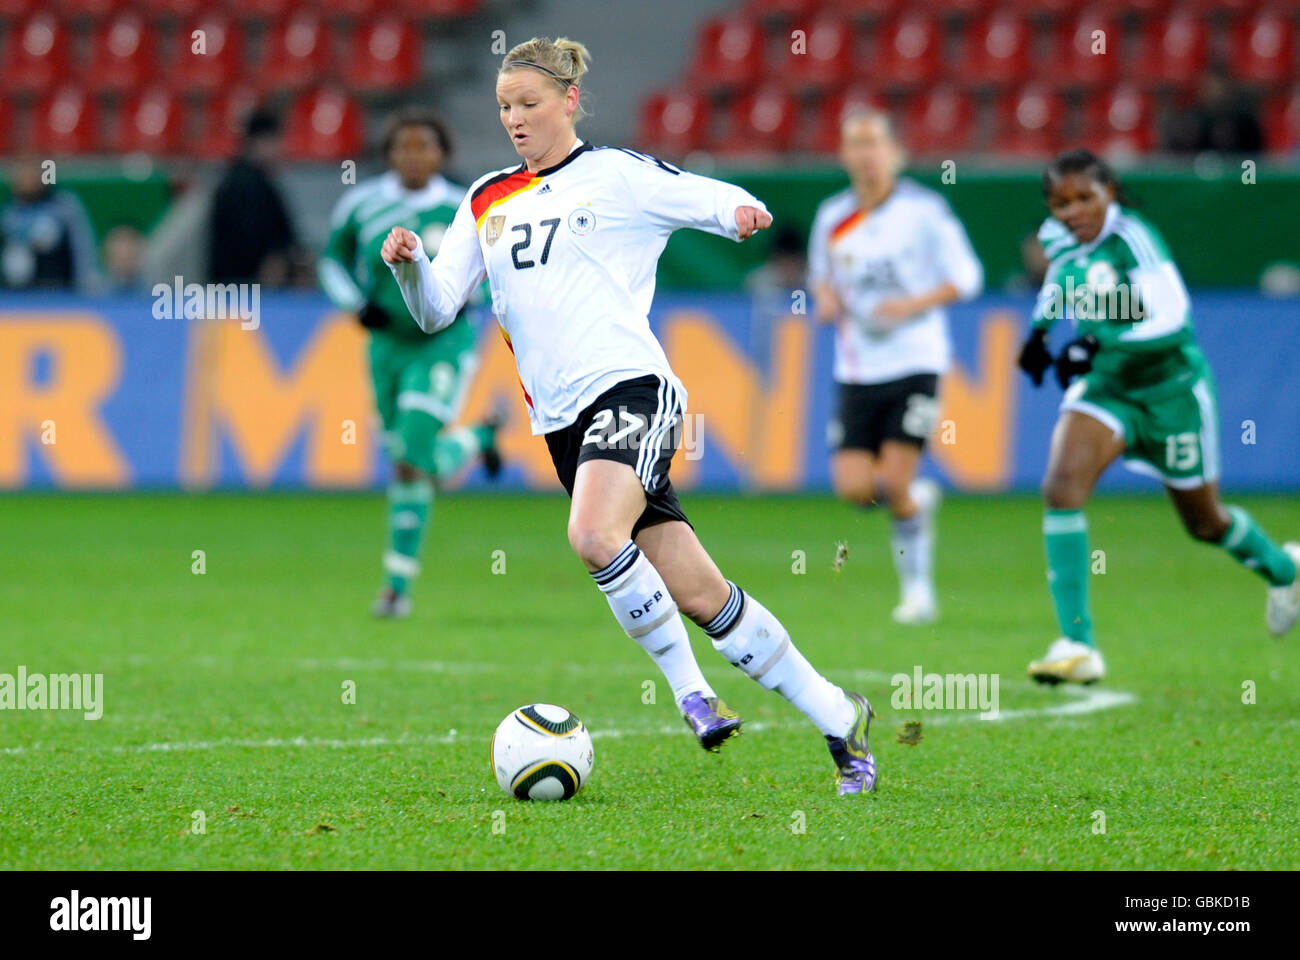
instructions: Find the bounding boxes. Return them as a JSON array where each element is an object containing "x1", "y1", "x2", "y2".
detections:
[{"x1": 538, "y1": 184, "x2": 552, "y2": 194}]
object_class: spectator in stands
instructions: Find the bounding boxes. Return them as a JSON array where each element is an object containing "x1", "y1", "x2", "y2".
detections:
[
  {"x1": 0, "y1": 155, "x2": 104, "y2": 293},
  {"x1": 207, "y1": 109, "x2": 298, "y2": 285},
  {"x1": 1164, "y1": 68, "x2": 1263, "y2": 155},
  {"x1": 103, "y1": 224, "x2": 146, "y2": 292}
]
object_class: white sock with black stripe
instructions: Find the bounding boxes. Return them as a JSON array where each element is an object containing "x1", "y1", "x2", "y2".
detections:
[
  {"x1": 705, "y1": 582, "x2": 854, "y2": 737},
  {"x1": 592, "y1": 541, "x2": 714, "y2": 706}
]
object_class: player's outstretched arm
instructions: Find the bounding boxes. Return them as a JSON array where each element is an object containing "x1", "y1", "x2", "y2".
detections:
[
  {"x1": 382, "y1": 197, "x2": 487, "y2": 335},
  {"x1": 735, "y1": 205, "x2": 772, "y2": 240}
]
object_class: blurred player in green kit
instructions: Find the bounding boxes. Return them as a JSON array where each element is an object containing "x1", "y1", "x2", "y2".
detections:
[
  {"x1": 319, "y1": 108, "x2": 503, "y2": 618},
  {"x1": 1017, "y1": 149, "x2": 1299, "y2": 683}
]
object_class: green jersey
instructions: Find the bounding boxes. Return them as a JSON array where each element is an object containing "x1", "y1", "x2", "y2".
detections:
[
  {"x1": 318, "y1": 171, "x2": 474, "y2": 343},
  {"x1": 1032, "y1": 204, "x2": 1202, "y2": 390}
]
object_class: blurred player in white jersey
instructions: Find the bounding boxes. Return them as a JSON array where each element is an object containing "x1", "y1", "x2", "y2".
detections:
[
  {"x1": 808, "y1": 110, "x2": 983, "y2": 624},
  {"x1": 382, "y1": 37, "x2": 879, "y2": 795}
]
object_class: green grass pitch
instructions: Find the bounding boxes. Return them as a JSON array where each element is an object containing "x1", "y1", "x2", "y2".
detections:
[{"x1": 1, "y1": 491, "x2": 1296, "y2": 870}]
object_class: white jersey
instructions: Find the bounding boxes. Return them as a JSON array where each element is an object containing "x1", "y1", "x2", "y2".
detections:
[
  {"x1": 388, "y1": 138, "x2": 767, "y2": 435},
  {"x1": 807, "y1": 179, "x2": 983, "y2": 385}
]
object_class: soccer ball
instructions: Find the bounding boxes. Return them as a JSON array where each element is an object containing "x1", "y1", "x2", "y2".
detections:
[{"x1": 491, "y1": 704, "x2": 594, "y2": 801}]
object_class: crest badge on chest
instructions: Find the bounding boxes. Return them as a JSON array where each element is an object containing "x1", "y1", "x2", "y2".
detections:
[{"x1": 485, "y1": 215, "x2": 506, "y2": 246}]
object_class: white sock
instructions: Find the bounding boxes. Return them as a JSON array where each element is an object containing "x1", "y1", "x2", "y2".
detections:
[
  {"x1": 593, "y1": 541, "x2": 714, "y2": 706},
  {"x1": 891, "y1": 512, "x2": 928, "y2": 597},
  {"x1": 705, "y1": 581, "x2": 853, "y2": 737}
]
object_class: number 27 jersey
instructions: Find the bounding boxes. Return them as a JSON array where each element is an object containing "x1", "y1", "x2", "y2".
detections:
[{"x1": 388, "y1": 138, "x2": 767, "y2": 435}]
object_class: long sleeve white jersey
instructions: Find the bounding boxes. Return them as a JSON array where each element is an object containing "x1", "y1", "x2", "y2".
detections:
[
  {"x1": 388, "y1": 138, "x2": 768, "y2": 435},
  {"x1": 807, "y1": 178, "x2": 983, "y2": 386}
]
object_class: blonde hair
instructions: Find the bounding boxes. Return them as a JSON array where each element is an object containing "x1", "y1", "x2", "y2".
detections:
[{"x1": 499, "y1": 36, "x2": 592, "y2": 122}]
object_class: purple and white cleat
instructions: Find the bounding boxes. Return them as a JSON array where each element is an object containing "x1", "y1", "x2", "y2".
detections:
[
  {"x1": 680, "y1": 692, "x2": 742, "y2": 752},
  {"x1": 826, "y1": 691, "x2": 877, "y2": 796}
]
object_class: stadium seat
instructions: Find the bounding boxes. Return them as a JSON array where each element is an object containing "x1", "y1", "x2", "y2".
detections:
[
  {"x1": 871, "y1": 12, "x2": 943, "y2": 88},
  {"x1": 1230, "y1": 8, "x2": 1295, "y2": 86},
  {"x1": 402, "y1": 0, "x2": 482, "y2": 16},
  {"x1": 900, "y1": 85, "x2": 977, "y2": 155},
  {"x1": 285, "y1": 87, "x2": 364, "y2": 159},
  {"x1": 3, "y1": 12, "x2": 69, "y2": 94},
  {"x1": 688, "y1": 16, "x2": 765, "y2": 92},
  {"x1": 714, "y1": 85, "x2": 798, "y2": 153},
  {"x1": 994, "y1": 0, "x2": 1083, "y2": 15},
  {"x1": 0, "y1": 98, "x2": 14, "y2": 154},
  {"x1": 344, "y1": 17, "x2": 421, "y2": 91},
  {"x1": 34, "y1": 84, "x2": 100, "y2": 153},
  {"x1": 148, "y1": 0, "x2": 204, "y2": 16},
  {"x1": 1129, "y1": 9, "x2": 1209, "y2": 88},
  {"x1": 56, "y1": 0, "x2": 122, "y2": 19},
  {"x1": 194, "y1": 84, "x2": 261, "y2": 159},
  {"x1": 0, "y1": 0, "x2": 35, "y2": 20},
  {"x1": 232, "y1": 0, "x2": 294, "y2": 19},
  {"x1": 811, "y1": 85, "x2": 888, "y2": 153},
  {"x1": 746, "y1": 0, "x2": 821, "y2": 19},
  {"x1": 907, "y1": 0, "x2": 993, "y2": 17},
  {"x1": 782, "y1": 15, "x2": 855, "y2": 91},
  {"x1": 111, "y1": 86, "x2": 184, "y2": 155},
  {"x1": 1044, "y1": 8, "x2": 1120, "y2": 88},
  {"x1": 637, "y1": 89, "x2": 711, "y2": 155},
  {"x1": 86, "y1": 10, "x2": 159, "y2": 93},
  {"x1": 1262, "y1": 86, "x2": 1300, "y2": 152},
  {"x1": 172, "y1": 14, "x2": 244, "y2": 92},
  {"x1": 994, "y1": 84, "x2": 1067, "y2": 155},
  {"x1": 259, "y1": 10, "x2": 331, "y2": 90},
  {"x1": 828, "y1": 0, "x2": 901, "y2": 17},
  {"x1": 960, "y1": 11, "x2": 1034, "y2": 88},
  {"x1": 321, "y1": 0, "x2": 382, "y2": 17},
  {"x1": 1083, "y1": 84, "x2": 1156, "y2": 155}
]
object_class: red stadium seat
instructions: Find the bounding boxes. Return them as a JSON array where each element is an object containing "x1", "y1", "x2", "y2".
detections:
[
  {"x1": 1044, "y1": 7, "x2": 1120, "y2": 88},
  {"x1": 285, "y1": 87, "x2": 364, "y2": 159},
  {"x1": 259, "y1": 10, "x2": 331, "y2": 90},
  {"x1": 56, "y1": 0, "x2": 122, "y2": 19},
  {"x1": 322, "y1": 0, "x2": 382, "y2": 17},
  {"x1": 637, "y1": 89, "x2": 711, "y2": 155},
  {"x1": 0, "y1": 0, "x2": 36, "y2": 19},
  {"x1": 233, "y1": 0, "x2": 294, "y2": 18},
  {"x1": 1262, "y1": 87, "x2": 1300, "y2": 152},
  {"x1": 172, "y1": 14, "x2": 244, "y2": 92},
  {"x1": 0, "y1": 99, "x2": 14, "y2": 153},
  {"x1": 1081, "y1": 0, "x2": 1171, "y2": 15},
  {"x1": 746, "y1": 0, "x2": 821, "y2": 19},
  {"x1": 1129, "y1": 9, "x2": 1210, "y2": 88},
  {"x1": 1230, "y1": 8, "x2": 1295, "y2": 86},
  {"x1": 688, "y1": 16, "x2": 765, "y2": 92},
  {"x1": 900, "y1": 86, "x2": 977, "y2": 155},
  {"x1": 34, "y1": 85, "x2": 100, "y2": 153},
  {"x1": 1083, "y1": 84, "x2": 1156, "y2": 156},
  {"x1": 960, "y1": 11, "x2": 1034, "y2": 88},
  {"x1": 3, "y1": 12, "x2": 70, "y2": 94},
  {"x1": 996, "y1": 0, "x2": 1083, "y2": 15},
  {"x1": 811, "y1": 85, "x2": 888, "y2": 153},
  {"x1": 907, "y1": 0, "x2": 993, "y2": 17},
  {"x1": 994, "y1": 84, "x2": 1067, "y2": 155},
  {"x1": 149, "y1": 0, "x2": 204, "y2": 16},
  {"x1": 783, "y1": 15, "x2": 855, "y2": 91},
  {"x1": 828, "y1": 0, "x2": 901, "y2": 17},
  {"x1": 871, "y1": 12, "x2": 942, "y2": 89},
  {"x1": 194, "y1": 85, "x2": 262, "y2": 159},
  {"x1": 86, "y1": 10, "x2": 159, "y2": 93},
  {"x1": 402, "y1": 0, "x2": 482, "y2": 16},
  {"x1": 714, "y1": 85, "x2": 798, "y2": 153},
  {"x1": 112, "y1": 86, "x2": 184, "y2": 155},
  {"x1": 344, "y1": 17, "x2": 421, "y2": 91}
]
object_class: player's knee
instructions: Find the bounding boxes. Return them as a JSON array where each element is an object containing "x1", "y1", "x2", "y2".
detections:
[
  {"x1": 833, "y1": 474, "x2": 874, "y2": 507},
  {"x1": 1041, "y1": 472, "x2": 1086, "y2": 510},
  {"x1": 567, "y1": 522, "x2": 626, "y2": 571},
  {"x1": 875, "y1": 474, "x2": 909, "y2": 513}
]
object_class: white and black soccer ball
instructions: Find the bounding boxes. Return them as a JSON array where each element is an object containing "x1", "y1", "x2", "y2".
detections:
[{"x1": 491, "y1": 704, "x2": 594, "y2": 801}]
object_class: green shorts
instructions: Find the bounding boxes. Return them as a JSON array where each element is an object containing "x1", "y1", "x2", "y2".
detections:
[
  {"x1": 1060, "y1": 364, "x2": 1221, "y2": 490},
  {"x1": 368, "y1": 321, "x2": 477, "y2": 475}
]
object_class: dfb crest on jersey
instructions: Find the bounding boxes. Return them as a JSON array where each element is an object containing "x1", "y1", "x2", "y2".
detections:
[
  {"x1": 485, "y1": 215, "x2": 506, "y2": 246},
  {"x1": 568, "y1": 208, "x2": 596, "y2": 236}
]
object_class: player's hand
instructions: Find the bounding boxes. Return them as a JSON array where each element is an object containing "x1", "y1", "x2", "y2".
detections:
[
  {"x1": 1017, "y1": 328, "x2": 1054, "y2": 387},
  {"x1": 1055, "y1": 334, "x2": 1100, "y2": 389},
  {"x1": 381, "y1": 226, "x2": 420, "y2": 264},
  {"x1": 870, "y1": 296, "x2": 919, "y2": 329},
  {"x1": 735, "y1": 206, "x2": 772, "y2": 240},
  {"x1": 357, "y1": 302, "x2": 391, "y2": 330}
]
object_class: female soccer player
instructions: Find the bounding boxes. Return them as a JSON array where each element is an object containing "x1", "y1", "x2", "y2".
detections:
[
  {"x1": 1017, "y1": 149, "x2": 1299, "y2": 683},
  {"x1": 808, "y1": 109, "x2": 983, "y2": 624},
  {"x1": 381, "y1": 37, "x2": 877, "y2": 795},
  {"x1": 318, "y1": 109, "x2": 502, "y2": 619}
]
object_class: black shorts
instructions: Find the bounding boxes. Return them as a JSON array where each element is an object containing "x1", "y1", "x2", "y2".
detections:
[
  {"x1": 830, "y1": 373, "x2": 940, "y2": 454},
  {"x1": 544, "y1": 374, "x2": 692, "y2": 537}
]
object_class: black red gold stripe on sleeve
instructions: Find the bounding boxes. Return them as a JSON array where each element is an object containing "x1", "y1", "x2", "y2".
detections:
[
  {"x1": 830, "y1": 209, "x2": 865, "y2": 244},
  {"x1": 472, "y1": 168, "x2": 540, "y2": 229}
]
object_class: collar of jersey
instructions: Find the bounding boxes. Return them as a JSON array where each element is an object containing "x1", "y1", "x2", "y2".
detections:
[
  {"x1": 517, "y1": 138, "x2": 591, "y2": 179},
  {"x1": 1071, "y1": 202, "x2": 1121, "y2": 258}
]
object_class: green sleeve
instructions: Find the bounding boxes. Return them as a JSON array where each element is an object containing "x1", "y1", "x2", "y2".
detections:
[
  {"x1": 1095, "y1": 226, "x2": 1192, "y2": 355},
  {"x1": 316, "y1": 202, "x2": 366, "y2": 312}
]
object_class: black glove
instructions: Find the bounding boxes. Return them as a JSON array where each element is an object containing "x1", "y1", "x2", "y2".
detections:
[
  {"x1": 1017, "y1": 328, "x2": 1054, "y2": 387},
  {"x1": 357, "y1": 302, "x2": 391, "y2": 330},
  {"x1": 1055, "y1": 334, "x2": 1100, "y2": 389}
]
